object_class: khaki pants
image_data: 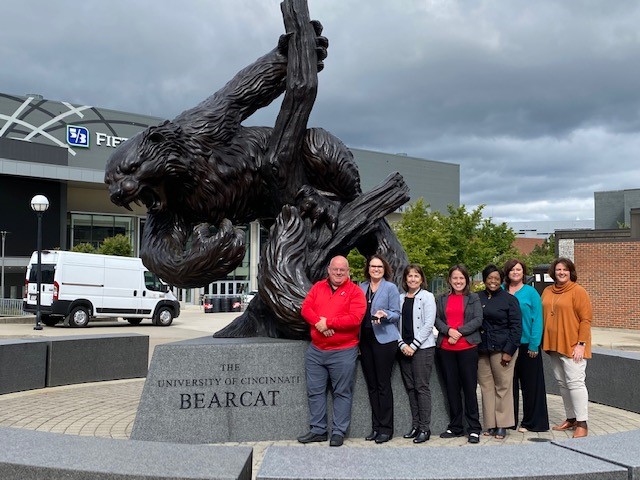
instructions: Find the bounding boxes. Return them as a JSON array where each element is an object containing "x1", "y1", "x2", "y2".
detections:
[{"x1": 478, "y1": 350, "x2": 519, "y2": 429}]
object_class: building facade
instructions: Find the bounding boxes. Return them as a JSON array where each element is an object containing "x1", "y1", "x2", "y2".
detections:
[{"x1": 0, "y1": 92, "x2": 459, "y2": 302}]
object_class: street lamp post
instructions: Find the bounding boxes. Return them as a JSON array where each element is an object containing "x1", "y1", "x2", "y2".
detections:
[
  {"x1": 0, "y1": 230, "x2": 7, "y2": 299},
  {"x1": 30, "y1": 195, "x2": 49, "y2": 331}
]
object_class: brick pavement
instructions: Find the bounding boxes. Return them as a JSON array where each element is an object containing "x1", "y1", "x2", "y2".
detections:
[
  {"x1": 1, "y1": 308, "x2": 640, "y2": 478},
  {"x1": 1, "y1": 377, "x2": 640, "y2": 476}
]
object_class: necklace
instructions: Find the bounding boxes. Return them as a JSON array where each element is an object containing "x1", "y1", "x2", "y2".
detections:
[
  {"x1": 367, "y1": 288, "x2": 376, "y2": 304},
  {"x1": 551, "y1": 293, "x2": 563, "y2": 316}
]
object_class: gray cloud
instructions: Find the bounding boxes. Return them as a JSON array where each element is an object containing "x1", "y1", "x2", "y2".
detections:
[{"x1": 3, "y1": 0, "x2": 640, "y2": 222}]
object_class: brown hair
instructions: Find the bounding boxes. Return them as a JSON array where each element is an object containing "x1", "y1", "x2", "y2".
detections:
[
  {"x1": 448, "y1": 264, "x2": 471, "y2": 295},
  {"x1": 364, "y1": 254, "x2": 392, "y2": 281},
  {"x1": 503, "y1": 258, "x2": 528, "y2": 286},
  {"x1": 548, "y1": 257, "x2": 578, "y2": 282},
  {"x1": 401, "y1": 264, "x2": 427, "y2": 292}
]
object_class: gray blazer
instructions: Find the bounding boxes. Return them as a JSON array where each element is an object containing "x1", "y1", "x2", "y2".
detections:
[
  {"x1": 434, "y1": 292, "x2": 483, "y2": 347},
  {"x1": 360, "y1": 279, "x2": 401, "y2": 344}
]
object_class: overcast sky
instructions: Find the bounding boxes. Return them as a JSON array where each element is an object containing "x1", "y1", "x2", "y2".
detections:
[{"x1": 3, "y1": 0, "x2": 640, "y2": 223}]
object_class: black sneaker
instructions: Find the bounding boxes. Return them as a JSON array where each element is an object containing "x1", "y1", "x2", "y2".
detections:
[
  {"x1": 297, "y1": 431, "x2": 328, "y2": 444},
  {"x1": 439, "y1": 429, "x2": 464, "y2": 438},
  {"x1": 468, "y1": 432, "x2": 480, "y2": 444}
]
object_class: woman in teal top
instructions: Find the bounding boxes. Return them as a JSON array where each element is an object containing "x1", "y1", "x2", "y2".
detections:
[{"x1": 504, "y1": 259, "x2": 549, "y2": 432}]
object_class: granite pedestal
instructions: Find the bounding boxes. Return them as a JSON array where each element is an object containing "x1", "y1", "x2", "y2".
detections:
[
  {"x1": 46, "y1": 334, "x2": 148, "y2": 387},
  {"x1": 132, "y1": 336, "x2": 449, "y2": 443},
  {"x1": 0, "y1": 339, "x2": 48, "y2": 394}
]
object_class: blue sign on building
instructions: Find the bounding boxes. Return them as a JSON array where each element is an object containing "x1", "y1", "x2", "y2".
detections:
[{"x1": 66, "y1": 125, "x2": 89, "y2": 148}]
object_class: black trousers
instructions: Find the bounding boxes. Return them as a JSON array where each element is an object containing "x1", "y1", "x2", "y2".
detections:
[
  {"x1": 398, "y1": 346, "x2": 435, "y2": 431},
  {"x1": 436, "y1": 346, "x2": 482, "y2": 435},
  {"x1": 359, "y1": 327, "x2": 397, "y2": 435},
  {"x1": 513, "y1": 344, "x2": 550, "y2": 431}
]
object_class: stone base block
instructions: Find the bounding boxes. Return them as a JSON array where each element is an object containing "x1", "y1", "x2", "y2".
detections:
[
  {"x1": 257, "y1": 443, "x2": 627, "y2": 480},
  {"x1": 0, "y1": 427, "x2": 252, "y2": 480},
  {"x1": 543, "y1": 348, "x2": 640, "y2": 414},
  {"x1": 554, "y1": 429, "x2": 640, "y2": 480},
  {"x1": 47, "y1": 334, "x2": 148, "y2": 387},
  {"x1": 0, "y1": 339, "x2": 48, "y2": 394},
  {"x1": 132, "y1": 337, "x2": 449, "y2": 443}
]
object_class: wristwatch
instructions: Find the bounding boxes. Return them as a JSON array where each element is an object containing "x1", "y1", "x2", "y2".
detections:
[{"x1": 577, "y1": 341, "x2": 586, "y2": 346}]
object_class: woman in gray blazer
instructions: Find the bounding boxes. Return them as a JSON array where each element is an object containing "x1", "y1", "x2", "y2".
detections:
[{"x1": 359, "y1": 254, "x2": 401, "y2": 444}]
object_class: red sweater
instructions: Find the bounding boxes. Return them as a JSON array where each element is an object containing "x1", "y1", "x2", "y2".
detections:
[{"x1": 301, "y1": 278, "x2": 366, "y2": 350}]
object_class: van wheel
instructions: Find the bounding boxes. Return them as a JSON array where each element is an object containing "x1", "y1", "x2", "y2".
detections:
[
  {"x1": 42, "y1": 316, "x2": 60, "y2": 327},
  {"x1": 126, "y1": 318, "x2": 143, "y2": 325},
  {"x1": 69, "y1": 306, "x2": 90, "y2": 327},
  {"x1": 153, "y1": 307, "x2": 174, "y2": 327}
]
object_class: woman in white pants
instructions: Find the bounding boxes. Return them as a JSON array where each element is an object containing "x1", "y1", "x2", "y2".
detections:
[{"x1": 541, "y1": 257, "x2": 592, "y2": 438}]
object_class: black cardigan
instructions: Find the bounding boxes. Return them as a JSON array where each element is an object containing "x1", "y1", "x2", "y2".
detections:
[{"x1": 477, "y1": 289, "x2": 522, "y2": 356}]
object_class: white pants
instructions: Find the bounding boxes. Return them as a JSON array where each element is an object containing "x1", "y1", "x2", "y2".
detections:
[{"x1": 548, "y1": 351, "x2": 588, "y2": 421}]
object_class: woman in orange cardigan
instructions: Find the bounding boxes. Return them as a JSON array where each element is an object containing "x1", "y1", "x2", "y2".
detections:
[{"x1": 541, "y1": 258, "x2": 592, "y2": 438}]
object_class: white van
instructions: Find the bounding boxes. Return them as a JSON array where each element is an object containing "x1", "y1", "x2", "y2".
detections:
[{"x1": 23, "y1": 250, "x2": 180, "y2": 327}]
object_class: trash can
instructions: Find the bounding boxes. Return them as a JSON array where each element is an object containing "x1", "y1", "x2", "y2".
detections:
[
  {"x1": 532, "y1": 264, "x2": 553, "y2": 295},
  {"x1": 231, "y1": 296, "x2": 242, "y2": 312}
]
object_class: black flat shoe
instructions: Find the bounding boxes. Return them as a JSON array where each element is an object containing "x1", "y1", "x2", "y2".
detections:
[
  {"x1": 403, "y1": 427, "x2": 419, "y2": 439},
  {"x1": 365, "y1": 430, "x2": 379, "y2": 441},
  {"x1": 375, "y1": 433, "x2": 391, "y2": 444},
  {"x1": 330, "y1": 434, "x2": 344, "y2": 447},
  {"x1": 495, "y1": 428, "x2": 507, "y2": 439},
  {"x1": 297, "y1": 431, "x2": 328, "y2": 444},
  {"x1": 413, "y1": 430, "x2": 431, "y2": 443}
]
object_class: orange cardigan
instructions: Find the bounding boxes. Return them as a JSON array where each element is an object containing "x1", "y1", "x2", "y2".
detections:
[{"x1": 541, "y1": 281, "x2": 592, "y2": 358}]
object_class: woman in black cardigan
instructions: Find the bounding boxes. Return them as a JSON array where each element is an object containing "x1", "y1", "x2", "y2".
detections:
[{"x1": 477, "y1": 264, "x2": 522, "y2": 440}]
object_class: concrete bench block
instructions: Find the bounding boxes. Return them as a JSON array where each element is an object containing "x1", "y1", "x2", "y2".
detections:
[
  {"x1": 554, "y1": 429, "x2": 640, "y2": 480},
  {"x1": 0, "y1": 427, "x2": 252, "y2": 480},
  {"x1": 46, "y1": 334, "x2": 148, "y2": 387},
  {"x1": 132, "y1": 336, "x2": 448, "y2": 444},
  {"x1": 257, "y1": 443, "x2": 627, "y2": 480},
  {"x1": 0, "y1": 339, "x2": 48, "y2": 394},
  {"x1": 543, "y1": 348, "x2": 640, "y2": 414}
]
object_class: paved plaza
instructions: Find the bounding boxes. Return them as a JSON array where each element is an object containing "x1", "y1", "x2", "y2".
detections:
[{"x1": 1, "y1": 306, "x2": 640, "y2": 476}]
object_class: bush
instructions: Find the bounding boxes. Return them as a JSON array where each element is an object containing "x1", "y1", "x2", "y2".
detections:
[
  {"x1": 71, "y1": 243, "x2": 96, "y2": 253},
  {"x1": 98, "y1": 234, "x2": 133, "y2": 257}
]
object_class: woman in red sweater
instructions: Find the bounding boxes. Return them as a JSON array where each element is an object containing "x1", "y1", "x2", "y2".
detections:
[{"x1": 434, "y1": 264, "x2": 483, "y2": 444}]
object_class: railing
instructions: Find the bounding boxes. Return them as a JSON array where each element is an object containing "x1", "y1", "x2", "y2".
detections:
[{"x1": 0, "y1": 298, "x2": 24, "y2": 316}]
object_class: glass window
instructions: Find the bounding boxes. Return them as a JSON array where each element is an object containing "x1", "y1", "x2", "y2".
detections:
[
  {"x1": 28, "y1": 264, "x2": 55, "y2": 284},
  {"x1": 70, "y1": 213, "x2": 135, "y2": 251}
]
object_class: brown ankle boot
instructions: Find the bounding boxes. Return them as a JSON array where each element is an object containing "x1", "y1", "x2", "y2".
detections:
[
  {"x1": 573, "y1": 421, "x2": 588, "y2": 438},
  {"x1": 552, "y1": 419, "x2": 577, "y2": 431}
]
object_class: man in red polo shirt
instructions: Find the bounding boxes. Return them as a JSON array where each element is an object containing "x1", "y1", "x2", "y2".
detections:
[{"x1": 297, "y1": 255, "x2": 366, "y2": 447}]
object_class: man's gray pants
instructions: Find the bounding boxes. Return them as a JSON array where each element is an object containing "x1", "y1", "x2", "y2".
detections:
[{"x1": 305, "y1": 344, "x2": 359, "y2": 436}]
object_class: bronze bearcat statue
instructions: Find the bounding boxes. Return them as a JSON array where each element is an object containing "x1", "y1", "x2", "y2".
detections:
[{"x1": 105, "y1": 2, "x2": 409, "y2": 338}]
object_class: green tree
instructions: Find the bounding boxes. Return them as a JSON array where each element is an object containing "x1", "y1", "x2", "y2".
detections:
[
  {"x1": 71, "y1": 242, "x2": 96, "y2": 254},
  {"x1": 394, "y1": 201, "x2": 517, "y2": 279},
  {"x1": 394, "y1": 199, "x2": 453, "y2": 281},
  {"x1": 98, "y1": 234, "x2": 133, "y2": 257},
  {"x1": 346, "y1": 249, "x2": 366, "y2": 283},
  {"x1": 442, "y1": 205, "x2": 516, "y2": 275},
  {"x1": 524, "y1": 234, "x2": 555, "y2": 270}
]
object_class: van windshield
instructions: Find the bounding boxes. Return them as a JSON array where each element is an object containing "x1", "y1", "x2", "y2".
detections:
[
  {"x1": 28, "y1": 264, "x2": 55, "y2": 284},
  {"x1": 144, "y1": 271, "x2": 168, "y2": 292}
]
